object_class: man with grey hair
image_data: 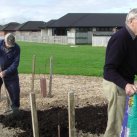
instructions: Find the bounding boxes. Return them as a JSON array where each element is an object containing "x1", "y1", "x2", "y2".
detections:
[
  {"x1": 0, "y1": 33, "x2": 20, "y2": 115},
  {"x1": 103, "y1": 8, "x2": 137, "y2": 137}
]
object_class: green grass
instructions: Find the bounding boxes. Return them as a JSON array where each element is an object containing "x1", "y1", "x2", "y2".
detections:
[{"x1": 18, "y1": 41, "x2": 106, "y2": 76}]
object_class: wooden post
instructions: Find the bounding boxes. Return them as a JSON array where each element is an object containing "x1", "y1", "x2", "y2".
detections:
[
  {"x1": 31, "y1": 55, "x2": 36, "y2": 92},
  {"x1": 48, "y1": 56, "x2": 53, "y2": 97},
  {"x1": 68, "y1": 91, "x2": 76, "y2": 137},
  {"x1": 58, "y1": 112, "x2": 61, "y2": 137},
  {"x1": 58, "y1": 125, "x2": 61, "y2": 137},
  {"x1": 40, "y1": 78, "x2": 47, "y2": 97},
  {"x1": 30, "y1": 92, "x2": 39, "y2": 137},
  {"x1": 0, "y1": 89, "x2": 1, "y2": 101}
]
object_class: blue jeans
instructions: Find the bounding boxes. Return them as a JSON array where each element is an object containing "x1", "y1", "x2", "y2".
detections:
[{"x1": 0, "y1": 75, "x2": 20, "y2": 108}]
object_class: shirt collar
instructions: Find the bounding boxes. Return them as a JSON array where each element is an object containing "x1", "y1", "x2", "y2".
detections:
[
  {"x1": 2, "y1": 40, "x2": 12, "y2": 53},
  {"x1": 125, "y1": 24, "x2": 136, "y2": 40}
]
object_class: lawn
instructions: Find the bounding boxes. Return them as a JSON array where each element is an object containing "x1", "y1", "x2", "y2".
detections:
[{"x1": 18, "y1": 41, "x2": 106, "y2": 76}]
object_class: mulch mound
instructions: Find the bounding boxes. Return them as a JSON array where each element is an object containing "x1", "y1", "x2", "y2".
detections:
[{"x1": 0, "y1": 105, "x2": 107, "y2": 137}]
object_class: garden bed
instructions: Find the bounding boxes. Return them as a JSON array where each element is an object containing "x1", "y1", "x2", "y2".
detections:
[{"x1": 0, "y1": 74, "x2": 107, "y2": 137}]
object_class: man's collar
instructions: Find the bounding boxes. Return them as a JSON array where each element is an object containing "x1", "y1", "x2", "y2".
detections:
[
  {"x1": 125, "y1": 24, "x2": 136, "y2": 40},
  {"x1": 2, "y1": 40, "x2": 12, "y2": 53}
]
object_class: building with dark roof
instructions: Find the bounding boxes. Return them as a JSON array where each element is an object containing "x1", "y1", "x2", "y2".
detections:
[
  {"x1": 46, "y1": 13, "x2": 126, "y2": 35},
  {"x1": 41, "y1": 13, "x2": 127, "y2": 45},
  {"x1": 0, "y1": 22, "x2": 20, "y2": 38},
  {"x1": 15, "y1": 21, "x2": 45, "y2": 42},
  {"x1": 47, "y1": 13, "x2": 126, "y2": 28},
  {"x1": 15, "y1": 13, "x2": 127, "y2": 45},
  {"x1": 16, "y1": 21, "x2": 45, "y2": 31}
]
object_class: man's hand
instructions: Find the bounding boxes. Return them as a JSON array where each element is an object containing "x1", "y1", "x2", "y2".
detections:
[
  {"x1": 125, "y1": 83, "x2": 137, "y2": 96},
  {"x1": 0, "y1": 71, "x2": 5, "y2": 78}
]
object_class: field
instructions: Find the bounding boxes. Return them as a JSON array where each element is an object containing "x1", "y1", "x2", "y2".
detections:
[
  {"x1": 18, "y1": 42, "x2": 105, "y2": 76},
  {"x1": 0, "y1": 43, "x2": 107, "y2": 137}
]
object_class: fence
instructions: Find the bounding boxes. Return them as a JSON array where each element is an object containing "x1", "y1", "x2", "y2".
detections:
[
  {"x1": 16, "y1": 33, "x2": 111, "y2": 46},
  {"x1": 92, "y1": 36, "x2": 111, "y2": 47},
  {"x1": 16, "y1": 35, "x2": 68, "y2": 45},
  {"x1": 42, "y1": 36, "x2": 68, "y2": 44}
]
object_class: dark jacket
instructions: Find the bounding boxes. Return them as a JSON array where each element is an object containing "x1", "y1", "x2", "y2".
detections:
[
  {"x1": 0, "y1": 40, "x2": 20, "y2": 79},
  {"x1": 104, "y1": 27, "x2": 137, "y2": 89}
]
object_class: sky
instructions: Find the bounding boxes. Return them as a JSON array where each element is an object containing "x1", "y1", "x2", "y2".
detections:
[{"x1": 0, "y1": 0, "x2": 137, "y2": 25}]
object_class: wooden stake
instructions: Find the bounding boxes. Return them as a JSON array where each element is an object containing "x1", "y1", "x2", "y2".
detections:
[
  {"x1": 40, "y1": 78, "x2": 47, "y2": 97},
  {"x1": 48, "y1": 56, "x2": 53, "y2": 97},
  {"x1": 58, "y1": 112, "x2": 61, "y2": 137},
  {"x1": 30, "y1": 92, "x2": 39, "y2": 137},
  {"x1": 0, "y1": 89, "x2": 1, "y2": 101},
  {"x1": 58, "y1": 124, "x2": 61, "y2": 137},
  {"x1": 31, "y1": 55, "x2": 36, "y2": 92},
  {"x1": 68, "y1": 91, "x2": 76, "y2": 137}
]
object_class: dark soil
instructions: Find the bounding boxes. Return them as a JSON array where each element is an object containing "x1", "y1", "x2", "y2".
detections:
[{"x1": 0, "y1": 105, "x2": 107, "y2": 137}]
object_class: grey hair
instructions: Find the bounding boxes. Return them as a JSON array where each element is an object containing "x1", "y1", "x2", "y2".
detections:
[{"x1": 126, "y1": 8, "x2": 137, "y2": 24}]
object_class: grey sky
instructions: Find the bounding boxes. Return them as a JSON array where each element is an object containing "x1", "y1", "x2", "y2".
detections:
[{"x1": 0, "y1": 0, "x2": 136, "y2": 24}]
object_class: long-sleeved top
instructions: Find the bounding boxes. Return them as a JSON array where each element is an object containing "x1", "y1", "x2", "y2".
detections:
[
  {"x1": 103, "y1": 26, "x2": 137, "y2": 89},
  {"x1": 0, "y1": 40, "x2": 20, "y2": 79}
]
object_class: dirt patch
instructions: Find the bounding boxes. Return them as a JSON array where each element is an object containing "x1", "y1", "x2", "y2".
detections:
[
  {"x1": 0, "y1": 74, "x2": 107, "y2": 137},
  {"x1": 0, "y1": 105, "x2": 107, "y2": 137}
]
